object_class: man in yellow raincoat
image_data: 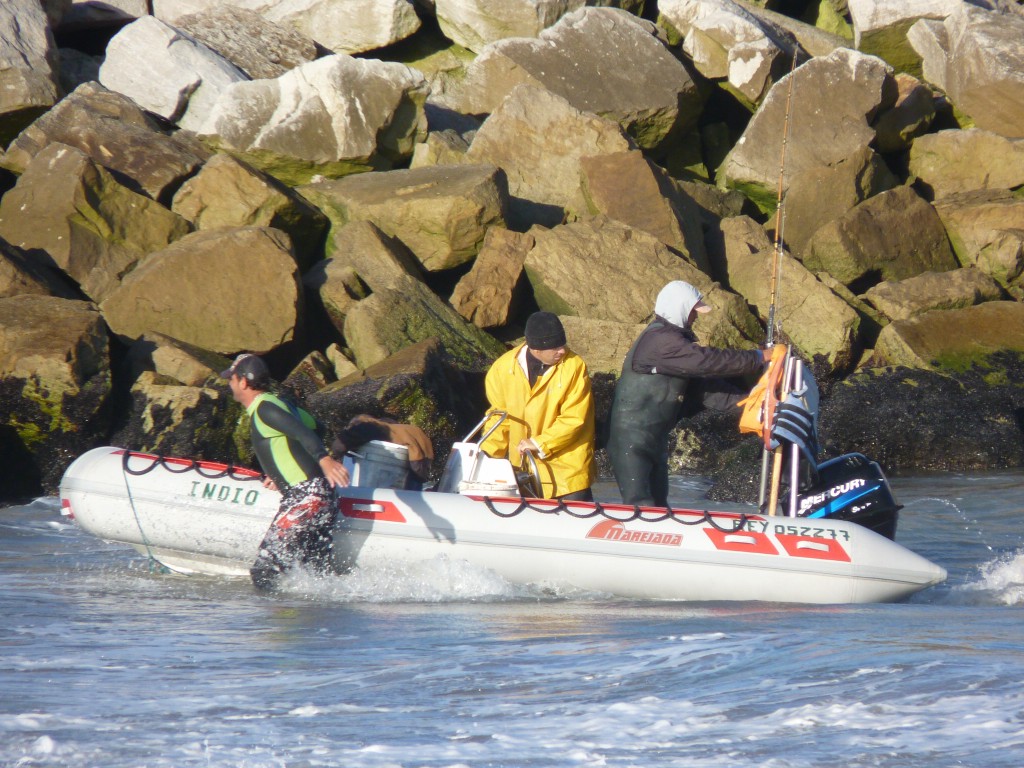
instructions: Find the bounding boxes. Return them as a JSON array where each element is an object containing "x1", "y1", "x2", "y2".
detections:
[{"x1": 480, "y1": 312, "x2": 596, "y2": 500}]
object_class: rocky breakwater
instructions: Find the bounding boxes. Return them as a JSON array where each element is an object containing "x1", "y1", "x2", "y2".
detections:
[{"x1": 2, "y1": 0, "x2": 1024, "y2": 502}]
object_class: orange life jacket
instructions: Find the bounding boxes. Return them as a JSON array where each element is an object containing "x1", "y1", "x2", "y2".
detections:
[{"x1": 737, "y1": 344, "x2": 789, "y2": 449}]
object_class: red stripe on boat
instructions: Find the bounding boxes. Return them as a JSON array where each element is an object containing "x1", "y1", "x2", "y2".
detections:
[
  {"x1": 776, "y1": 534, "x2": 851, "y2": 562},
  {"x1": 339, "y1": 498, "x2": 407, "y2": 523},
  {"x1": 704, "y1": 527, "x2": 779, "y2": 555}
]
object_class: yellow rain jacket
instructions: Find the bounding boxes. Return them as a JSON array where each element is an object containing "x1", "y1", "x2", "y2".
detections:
[{"x1": 480, "y1": 345, "x2": 596, "y2": 498}]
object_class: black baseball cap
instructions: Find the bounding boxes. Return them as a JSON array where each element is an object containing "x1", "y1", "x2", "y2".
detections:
[{"x1": 219, "y1": 353, "x2": 270, "y2": 387}]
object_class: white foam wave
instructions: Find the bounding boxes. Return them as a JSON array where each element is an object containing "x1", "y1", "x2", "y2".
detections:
[
  {"x1": 953, "y1": 549, "x2": 1024, "y2": 606},
  {"x1": 279, "y1": 554, "x2": 591, "y2": 603}
]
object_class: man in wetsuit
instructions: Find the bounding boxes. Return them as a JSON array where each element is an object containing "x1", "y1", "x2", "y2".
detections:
[
  {"x1": 607, "y1": 281, "x2": 770, "y2": 508},
  {"x1": 222, "y1": 353, "x2": 349, "y2": 589}
]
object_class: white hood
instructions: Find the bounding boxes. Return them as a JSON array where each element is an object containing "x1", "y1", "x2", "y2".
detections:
[{"x1": 654, "y1": 281, "x2": 704, "y2": 327}]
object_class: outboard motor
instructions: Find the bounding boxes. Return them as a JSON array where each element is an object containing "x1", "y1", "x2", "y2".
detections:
[{"x1": 796, "y1": 453, "x2": 901, "y2": 540}]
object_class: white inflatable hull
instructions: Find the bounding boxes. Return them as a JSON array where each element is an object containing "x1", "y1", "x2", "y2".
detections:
[{"x1": 58, "y1": 447, "x2": 946, "y2": 604}]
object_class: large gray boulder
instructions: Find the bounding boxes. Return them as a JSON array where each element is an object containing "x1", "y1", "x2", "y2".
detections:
[
  {"x1": 0, "y1": 81, "x2": 211, "y2": 203},
  {"x1": 465, "y1": 84, "x2": 635, "y2": 229},
  {"x1": 0, "y1": 0, "x2": 61, "y2": 148},
  {"x1": 99, "y1": 16, "x2": 249, "y2": 133},
  {"x1": 259, "y1": 0, "x2": 422, "y2": 55},
  {"x1": 434, "y1": 0, "x2": 644, "y2": 54},
  {"x1": 909, "y1": 4, "x2": 1024, "y2": 138},
  {"x1": 908, "y1": 128, "x2": 1024, "y2": 200},
  {"x1": 197, "y1": 54, "x2": 429, "y2": 185},
  {"x1": 718, "y1": 47, "x2": 897, "y2": 213},
  {"x1": 847, "y1": 0, "x2": 966, "y2": 75},
  {"x1": 658, "y1": 0, "x2": 802, "y2": 107},
  {"x1": 174, "y1": 6, "x2": 319, "y2": 80},
  {"x1": 300, "y1": 163, "x2": 508, "y2": 272},
  {"x1": 100, "y1": 226, "x2": 303, "y2": 353},
  {"x1": 0, "y1": 143, "x2": 192, "y2": 302},
  {"x1": 804, "y1": 185, "x2": 959, "y2": 289},
  {"x1": 453, "y1": 7, "x2": 702, "y2": 153},
  {"x1": 0, "y1": 295, "x2": 111, "y2": 496},
  {"x1": 153, "y1": 0, "x2": 422, "y2": 55}
]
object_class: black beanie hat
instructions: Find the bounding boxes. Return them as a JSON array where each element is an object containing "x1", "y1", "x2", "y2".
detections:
[{"x1": 524, "y1": 312, "x2": 567, "y2": 350}]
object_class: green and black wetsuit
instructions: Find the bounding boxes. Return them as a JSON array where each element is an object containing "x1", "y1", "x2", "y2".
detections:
[
  {"x1": 247, "y1": 392, "x2": 328, "y2": 490},
  {"x1": 246, "y1": 392, "x2": 335, "y2": 589}
]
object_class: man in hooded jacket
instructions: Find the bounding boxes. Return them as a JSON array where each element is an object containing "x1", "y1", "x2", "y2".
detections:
[
  {"x1": 480, "y1": 311, "x2": 596, "y2": 500},
  {"x1": 607, "y1": 281, "x2": 770, "y2": 508}
]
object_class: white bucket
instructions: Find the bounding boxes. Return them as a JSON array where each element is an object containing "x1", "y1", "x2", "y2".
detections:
[{"x1": 343, "y1": 440, "x2": 410, "y2": 489}]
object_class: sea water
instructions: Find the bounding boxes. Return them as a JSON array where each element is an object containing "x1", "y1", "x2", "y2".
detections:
[{"x1": 1, "y1": 472, "x2": 1022, "y2": 768}]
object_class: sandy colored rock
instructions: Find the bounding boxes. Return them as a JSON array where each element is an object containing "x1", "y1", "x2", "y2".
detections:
[
  {"x1": 171, "y1": 152, "x2": 328, "y2": 270},
  {"x1": 454, "y1": 7, "x2": 701, "y2": 152},
  {"x1": 908, "y1": 128, "x2": 1024, "y2": 200},
  {"x1": 863, "y1": 268, "x2": 1004, "y2": 321},
  {"x1": 718, "y1": 47, "x2": 897, "y2": 214},
  {"x1": 804, "y1": 185, "x2": 958, "y2": 290},
  {"x1": 100, "y1": 226, "x2": 302, "y2": 353},
  {"x1": 450, "y1": 228, "x2": 533, "y2": 328},
  {"x1": 0, "y1": 143, "x2": 192, "y2": 302},
  {"x1": 300, "y1": 163, "x2": 508, "y2": 271},
  {"x1": 874, "y1": 301, "x2": 1024, "y2": 369},
  {"x1": 580, "y1": 150, "x2": 709, "y2": 273},
  {"x1": 715, "y1": 215, "x2": 861, "y2": 371},
  {"x1": 465, "y1": 84, "x2": 634, "y2": 229}
]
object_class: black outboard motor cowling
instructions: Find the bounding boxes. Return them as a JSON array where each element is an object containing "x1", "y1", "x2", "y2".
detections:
[{"x1": 796, "y1": 453, "x2": 901, "y2": 540}]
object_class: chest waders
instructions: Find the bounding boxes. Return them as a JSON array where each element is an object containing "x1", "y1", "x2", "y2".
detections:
[{"x1": 607, "y1": 323, "x2": 690, "y2": 507}]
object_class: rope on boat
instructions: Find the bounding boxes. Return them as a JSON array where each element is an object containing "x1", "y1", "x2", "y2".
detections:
[
  {"x1": 121, "y1": 451, "x2": 262, "y2": 482},
  {"x1": 119, "y1": 451, "x2": 209, "y2": 576},
  {"x1": 480, "y1": 496, "x2": 751, "y2": 533}
]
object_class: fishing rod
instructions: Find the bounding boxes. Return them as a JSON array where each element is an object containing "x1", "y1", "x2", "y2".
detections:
[{"x1": 759, "y1": 51, "x2": 799, "y2": 514}]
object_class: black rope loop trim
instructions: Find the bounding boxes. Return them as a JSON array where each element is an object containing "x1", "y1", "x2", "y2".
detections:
[
  {"x1": 121, "y1": 449, "x2": 260, "y2": 482},
  {"x1": 479, "y1": 495, "x2": 750, "y2": 532}
]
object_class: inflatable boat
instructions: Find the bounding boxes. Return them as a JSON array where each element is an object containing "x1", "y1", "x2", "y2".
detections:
[{"x1": 58, "y1": 416, "x2": 946, "y2": 604}]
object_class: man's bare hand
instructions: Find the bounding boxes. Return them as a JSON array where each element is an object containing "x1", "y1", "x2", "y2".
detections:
[{"x1": 320, "y1": 456, "x2": 350, "y2": 488}]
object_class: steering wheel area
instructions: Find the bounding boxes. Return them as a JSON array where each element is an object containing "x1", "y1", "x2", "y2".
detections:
[{"x1": 516, "y1": 451, "x2": 543, "y2": 498}]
